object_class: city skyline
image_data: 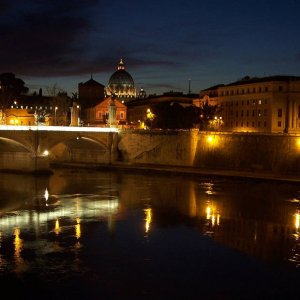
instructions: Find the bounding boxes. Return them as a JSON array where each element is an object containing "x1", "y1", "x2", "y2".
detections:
[{"x1": 1, "y1": 0, "x2": 300, "y2": 96}]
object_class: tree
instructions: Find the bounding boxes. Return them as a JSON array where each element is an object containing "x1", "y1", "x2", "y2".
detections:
[
  {"x1": 199, "y1": 100, "x2": 222, "y2": 130},
  {"x1": 149, "y1": 102, "x2": 200, "y2": 129},
  {"x1": 0, "y1": 73, "x2": 29, "y2": 107}
]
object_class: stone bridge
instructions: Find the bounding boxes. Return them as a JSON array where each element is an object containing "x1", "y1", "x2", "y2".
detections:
[{"x1": 0, "y1": 125, "x2": 119, "y2": 172}]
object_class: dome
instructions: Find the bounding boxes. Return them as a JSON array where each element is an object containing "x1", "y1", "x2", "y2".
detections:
[
  {"x1": 106, "y1": 59, "x2": 136, "y2": 102},
  {"x1": 108, "y1": 69, "x2": 134, "y2": 87}
]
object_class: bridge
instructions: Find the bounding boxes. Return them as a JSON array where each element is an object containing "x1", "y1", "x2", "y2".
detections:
[{"x1": 0, "y1": 125, "x2": 119, "y2": 173}]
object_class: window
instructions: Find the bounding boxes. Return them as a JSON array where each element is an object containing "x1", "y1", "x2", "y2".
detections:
[
  {"x1": 97, "y1": 111, "x2": 102, "y2": 119},
  {"x1": 278, "y1": 108, "x2": 282, "y2": 118},
  {"x1": 252, "y1": 121, "x2": 255, "y2": 127},
  {"x1": 278, "y1": 121, "x2": 282, "y2": 127},
  {"x1": 241, "y1": 110, "x2": 244, "y2": 117},
  {"x1": 258, "y1": 109, "x2": 261, "y2": 117},
  {"x1": 258, "y1": 100, "x2": 262, "y2": 105},
  {"x1": 120, "y1": 111, "x2": 124, "y2": 119},
  {"x1": 252, "y1": 110, "x2": 255, "y2": 117},
  {"x1": 264, "y1": 109, "x2": 267, "y2": 116},
  {"x1": 253, "y1": 88, "x2": 256, "y2": 93},
  {"x1": 247, "y1": 110, "x2": 249, "y2": 117},
  {"x1": 252, "y1": 100, "x2": 256, "y2": 105},
  {"x1": 264, "y1": 121, "x2": 267, "y2": 127}
]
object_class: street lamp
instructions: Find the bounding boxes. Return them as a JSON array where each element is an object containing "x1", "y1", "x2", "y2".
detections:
[
  {"x1": 54, "y1": 106, "x2": 58, "y2": 125},
  {"x1": 146, "y1": 108, "x2": 155, "y2": 128},
  {"x1": 213, "y1": 116, "x2": 222, "y2": 131}
]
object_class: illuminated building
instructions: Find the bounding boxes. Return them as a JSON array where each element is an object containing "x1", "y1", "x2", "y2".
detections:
[
  {"x1": 85, "y1": 96, "x2": 127, "y2": 127},
  {"x1": 195, "y1": 76, "x2": 300, "y2": 133},
  {"x1": 106, "y1": 59, "x2": 136, "y2": 103}
]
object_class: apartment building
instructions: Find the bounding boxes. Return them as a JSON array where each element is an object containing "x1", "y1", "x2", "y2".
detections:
[{"x1": 197, "y1": 76, "x2": 300, "y2": 133}]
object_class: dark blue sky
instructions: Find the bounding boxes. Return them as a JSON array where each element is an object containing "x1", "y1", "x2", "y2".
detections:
[{"x1": 1, "y1": 0, "x2": 300, "y2": 96}]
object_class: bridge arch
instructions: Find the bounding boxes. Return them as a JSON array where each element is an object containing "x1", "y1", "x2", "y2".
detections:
[
  {"x1": 47, "y1": 136, "x2": 110, "y2": 164},
  {"x1": 0, "y1": 137, "x2": 37, "y2": 171},
  {"x1": 0, "y1": 137, "x2": 32, "y2": 153}
]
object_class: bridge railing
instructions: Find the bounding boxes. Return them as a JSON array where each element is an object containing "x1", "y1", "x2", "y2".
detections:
[{"x1": 0, "y1": 125, "x2": 119, "y2": 132}]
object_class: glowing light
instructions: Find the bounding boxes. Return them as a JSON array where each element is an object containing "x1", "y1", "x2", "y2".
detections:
[
  {"x1": 206, "y1": 203, "x2": 221, "y2": 226},
  {"x1": 14, "y1": 227, "x2": 23, "y2": 260},
  {"x1": 207, "y1": 136, "x2": 213, "y2": 143},
  {"x1": 54, "y1": 219, "x2": 60, "y2": 235},
  {"x1": 144, "y1": 208, "x2": 152, "y2": 233},
  {"x1": 217, "y1": 214, "x2": 220, "y2": 226},
  {"x1": 43, "y1": 150, "x2": 49, "y2": 156},
  {"x1": 75, "y1": 218, "x2": 81, "y2": 239},
  {"x1": 296, "y1": 138, "x2": 300, "y2": 149},
  {"x1": 44, "y1": 188, "x2": 49, "y2": 201},
  {"x1": 206, "y1": 206, "x2": 211, "y2": 219},
  {"x1": 295, "y1": 211, "x2": 300, "y2": 231}
]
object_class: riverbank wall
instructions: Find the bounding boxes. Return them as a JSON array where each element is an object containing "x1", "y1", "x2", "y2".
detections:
[{"x1": 117, "y1": 129, "x2": 300, "y2": 175}]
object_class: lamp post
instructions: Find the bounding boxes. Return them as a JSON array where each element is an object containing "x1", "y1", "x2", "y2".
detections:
[
  {"x1": 214, "y1": 116, "x2": 222, "y2": 131},
  {"x1": 146, "y1": 108, "x2": 155, "y2": 129},
  {"x1": 54, "y1": 106, "x2": 58, "y2": 125},
  {"x1": 76, "y1": 105, "x2": 82, "y2": 126}
]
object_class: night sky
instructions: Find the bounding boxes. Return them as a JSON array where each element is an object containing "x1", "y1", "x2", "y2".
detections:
[{"x1": 1, "y1": 0, "x2": 300, "y2": 96}]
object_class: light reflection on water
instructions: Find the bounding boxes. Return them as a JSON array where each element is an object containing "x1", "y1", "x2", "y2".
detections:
[{"x1": 0, "y1": 169, "x2": 300, "y2": 298}]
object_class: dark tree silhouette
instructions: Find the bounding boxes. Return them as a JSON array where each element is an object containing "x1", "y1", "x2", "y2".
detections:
[
  {"x1": 0, "y1": 73, "x2": 29, "y2": 107},
  {"x1": 150, "y1": 102, "x2": 201, "y2": 129},
  {"x1": 199, "y1": 100, "x2": 222, "y2": 130}
]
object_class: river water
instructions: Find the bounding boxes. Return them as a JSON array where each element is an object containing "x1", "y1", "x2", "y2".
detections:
[{"x1": 0, "y1": 168, "x2": 299, "y2": 299}]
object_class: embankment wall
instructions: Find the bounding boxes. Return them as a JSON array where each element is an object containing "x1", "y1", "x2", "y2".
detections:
[{"x1": 117, "y1": 130, "x2": 300, "y2": 175}]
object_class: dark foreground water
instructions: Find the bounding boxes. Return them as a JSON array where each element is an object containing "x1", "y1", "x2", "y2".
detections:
[{"x1": 0, "y1": 168, "x2": 300, "y2": 299}]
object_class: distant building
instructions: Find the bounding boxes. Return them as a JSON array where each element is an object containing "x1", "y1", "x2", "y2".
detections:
[
  {"x1": 126, "y1": 91, "x2": 198, "y2": 126},
  {"x1": 106, "y1": 59, "x2": 136, "y2": 103},
  {"x1": 195, "y1": 76, "x2": 300, "y2": 133},
  {"x1": 78, "y1": 77, "x2": 105, "y2": 109},
  {"x1": 0, "y1": 92, "x2": 71, "y2": 126}
]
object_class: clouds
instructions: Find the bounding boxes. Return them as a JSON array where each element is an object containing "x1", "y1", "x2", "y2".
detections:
[
  {"x1": 0, "y1": 0, "x2": 105, "y2": 76},
  {"x1": 2, "y1": 0, "x2": 300, "y2": 95}
]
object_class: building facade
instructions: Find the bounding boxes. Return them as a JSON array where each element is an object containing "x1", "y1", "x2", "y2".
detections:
[
  {"x1": 78, "y1": 77, "x2": 105, "y2": 109},
  {"x1": 85, "y1": 96, "x2": 127, "y2": 127},
  {"x1": 196, "y1": 76, "x2": 300, "y2": 133}
]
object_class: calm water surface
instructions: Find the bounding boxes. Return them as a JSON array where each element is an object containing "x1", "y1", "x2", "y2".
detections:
[{"x1": 0, "y1": 168, "x2": 300, "y2": 299}]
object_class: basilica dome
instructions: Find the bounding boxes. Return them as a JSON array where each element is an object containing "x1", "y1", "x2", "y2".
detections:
[{"x1": 106, "y1": 59, "x2": 136, "y2": 102}]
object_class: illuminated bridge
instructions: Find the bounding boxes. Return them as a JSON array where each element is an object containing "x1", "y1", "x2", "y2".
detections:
[{"x1": 0, "y1": 125, "x2": 119, "y2": 173}]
